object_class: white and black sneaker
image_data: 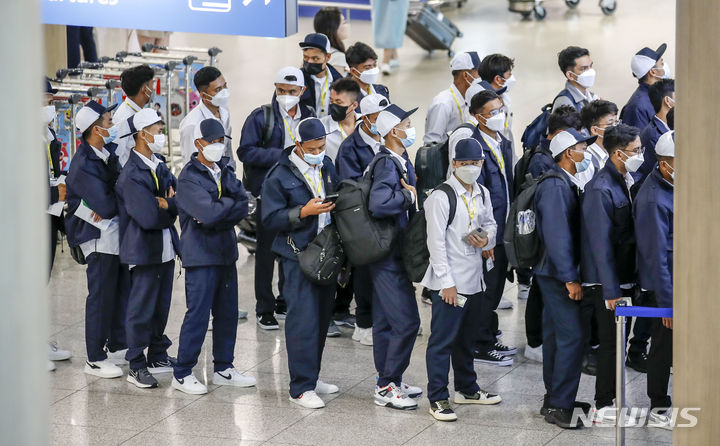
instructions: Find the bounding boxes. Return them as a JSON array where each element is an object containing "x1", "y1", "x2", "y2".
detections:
[
  {"x1": 647, "y1": 408, "x2": 673, "y2": 430},
  {"x1": 103, "y1": 347, "x2": 128, "y2": 366},
  {"x1": 493, "y1": 341, "x2": 518, "y2": 356},
  {"x1": 374, "y1": 383, "x2": 418, "y2": 410},
  {"x1": 327, "y1": 320, "x2": 342, "y2": 337},
  {"x1": 454, "y1": 389, "x2": 502, "y2": 405},
  {"x1": 84, "y1": 359, "x2": 123, "y2": 378},
  {"x1": 127, "y1": 368, "x2": 159, "y2": 389},
  {"x1": 213, "y1": 367, "x2": 257, "y2": 387},
  {"x1": 172, "y1": 373, "x2": 208, "y2": 395},
  {"x1": 257, "y1": 313, "x2": 279, "y2": 330},
  {"x1": 147, "y1": 357, "x2": 176, "y2": 374},
  {"x1": 429, "y1": 400, "x2": 457, "y2": 421},
  {"x1": 474, "y1": 349, "x2": 514, "y2": 366}
]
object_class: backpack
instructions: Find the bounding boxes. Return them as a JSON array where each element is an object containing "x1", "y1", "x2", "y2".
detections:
[
  {"x1": 333, "y1": 153, "x2": 407, "y2": 266},
  {"x1": 401, "y1": 183, "x2": 457, "y2": 283},
  {"x1": 512, "y1": 144, "x2": 553, "y2": 194},
  {"x1": 290, "y1": 223, "x2": 346, "y2": 286},
  {"x1": 503, "y1": 171, "x2": 566, "y2": 269},
  {"x1": 520, "y1": 91, "x2": 574, "y2": 150},
  {"x1": 414, "y1": 123, "x2": 475, "y2": 208}
]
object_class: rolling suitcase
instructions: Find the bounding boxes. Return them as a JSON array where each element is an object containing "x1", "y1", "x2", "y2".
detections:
[{"x1": 405, "y1": 2, "x2": 463, "y2": 57}]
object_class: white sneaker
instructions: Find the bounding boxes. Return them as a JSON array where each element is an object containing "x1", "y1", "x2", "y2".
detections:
[
  {"x1": 104, "y1": 347, "x2": 128, "y2": 366},
  {"x1": 497, "y1": 299, "x2": 513, "y2": 310},
  {"x1": 315, "y1": 380, "x2": 339, "y2": 394},
  {"x1": 389, "y1": 59, "x2": 400, "y2": 68},
  {"x1": 213, "y1": 367, "x2": 257, "y2": 388},
  {"x1": 375, "y1": 383, "x2": 418, "y2": 410},
  {"x1": 352, "y1": 325, "x2": 366, "y2": 341},
  {"x1": 381, "y1": 63, "x2": 392, "y2": 75},
  {"x1": 398, "y1": 382, "x2": 423, "y2": 398},
  {"x1": 524, "y1": 344, "x2": 543, "y2": 363},
  {"x1": 47, "y1": 360, "x2": 56, "y2": 372},
  {"x1": 592, "y1": 404, "x2": 638, "y2": 427},
  {"x1": 48, "y1": 342, "x2": 71, "y2": 361},
  {"x1": 517, "y1": 284, "x2": 531, "y2": 300},
  {"x1": 648, "y1": 409, "x2": 673, "y2": 430},
  {"x1": 353, "y1": 326, "x2": 373, "y2": 346},
  {"x1": 84, "y1": 359, "x2": 123, "y2": 378},
  {"x1": 172, "y1": 373, "x2": 208, "y2": 395},
  {"x1": 290, "y1": 390, "x2": 325, "y2": 409}
]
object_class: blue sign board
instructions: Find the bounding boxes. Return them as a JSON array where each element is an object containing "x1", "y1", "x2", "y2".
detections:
[{"x1": 42, "y1": 0, "x2": 298, "y2": 38}]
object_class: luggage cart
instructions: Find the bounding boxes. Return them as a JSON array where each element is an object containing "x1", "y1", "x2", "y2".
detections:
[
  {"x1": 141, "y1": 43, "x2": 222, "y2": 67},
  {"x1": 508, "y1": 0, "x2": 617, "y2": 21}
]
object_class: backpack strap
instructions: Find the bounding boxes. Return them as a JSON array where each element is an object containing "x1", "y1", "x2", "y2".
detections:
[
  {"x1": 435, "y1": 182, "x2": 457, "y2": 227},
  {"x1": 368, "y1": 152, "x2": 409, "y2": 184},
  {"x1": 260, "y1": 104, "x2": 275, "y2": 148}
]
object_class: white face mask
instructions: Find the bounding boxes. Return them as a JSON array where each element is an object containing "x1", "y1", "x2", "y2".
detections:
[
  {"x1": 662, "y1": 161, "x2": 674, "y2": 181},
  {"x1": 144, "y1": 132, "x2": 166, "y2": 153},
  {"x1": 201, "y1": 142, "x2": 225, "y2": 162},
  {"x1": 277, "y1": 94, "x2": 300, "y2": 112},
  {"x1": 357, "y1": 67, "x2": 379, "y2": 85},
  {"x1": 621, "y1": 151, "x2": 644, "y2": 173},
  {"x1": 455, "y1": 164, "x2": 482, "y2": 184},
  {"x1": 501, "y1": 74, "x2": 516, "y2": 92},
  {"x1": 41, "y1": 105, "x2": 56, "y2": 125},
  {"x1": 482, "y1": 112, "x2": 506, "y2": 132},
  {"x1": 660, "y1": 62, "x2": 671, "y2": 79},
  {"x1": 573, "y1": 68, "x2": 596, "y2": 88},
  {"x1": 208, "y1": 88, "x2": 230, "y2": 108}
]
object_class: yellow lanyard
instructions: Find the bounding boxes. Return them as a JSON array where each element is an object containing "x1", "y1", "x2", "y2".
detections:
[
  {"x1": 461, "y1": 193, "x2": 475, "y2": 229},
  {"x1": 319, "y1": 72, "x2": 330, "y2": 112},
  {"x1": 47, "y1": 142, "x2": 55, "y2": 177},
  {"x1": 449, "y1": 87, "x2": 464, "y2": 121},
  {"x1": 482, "y1": 137, "x2": 505, "y2": 172},
  {"x1": 216, "y1": 178, "x2": 222, "y2": 198},
  {"x1": 339, "y1": 124, "x2": 348, "y2": 140},
  {"x1": 304, "y1": 171, "x2": 323, "y2": 198},
  {"x1": 125, "y1": 99, "x2": 140, "y2": 113},
  {"x1": 150, "y1": 170, "x2": 159, "y2": 192},
  {"x1": 282, "y1": 116, "x2": 296, "y2": 142}
]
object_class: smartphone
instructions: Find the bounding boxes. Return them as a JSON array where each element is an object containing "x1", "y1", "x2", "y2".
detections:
[
  {"x1": 606, "y1": 296, "x2": 633, "y2": 310},
  {"x1": 461, "y1": 228, "x2": 488, "y2": 244},
  {"x1": 322, "y1": 194, "x2": 339, "y2": 204},
  {"x1": 456, "y1": 294, "x2": 467, "y2": 308}
]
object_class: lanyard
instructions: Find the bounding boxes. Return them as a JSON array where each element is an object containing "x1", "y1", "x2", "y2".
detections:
[
  {"x1": 282, "y1": 116, "x2": 295, "y2": 142},
  {"x1": 216, "y1": 178, "x2": 222, "y2": 198},
  {"x1": 124, "y1": 99, "x2": 140, "y2": 113},
  {"x1": 319, "y1": 71, "x2": 330, "y2": 113},
  {"x1": 482, "y1": 137, "x2": 505, "y2": 173},
  {"x1": 149, "y1": 170, "x2": 159, "y2": 192},
  {"x1": 461, "y1": 193, "x2": 475, "y2": 229},
  {"x1": 47, "y1": 142, "x2": 55, "y2": 177},
  {"x1": 303, "y1": 171, "x2": 323, "y2": 197},
  {"x1": 339, "y1": 124, "x2": 347, "y2": 140},
  {"x1": 449, "y1": 87, "x2": 464, "y2": 121}
]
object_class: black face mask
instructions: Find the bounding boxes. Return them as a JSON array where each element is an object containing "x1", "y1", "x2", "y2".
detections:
[
  {"x1": 329, "y1": 103, "x2": 348, "y2": 122},
  {"x1": 303, "y1": 61, "x2": 324, "y2": 76}
]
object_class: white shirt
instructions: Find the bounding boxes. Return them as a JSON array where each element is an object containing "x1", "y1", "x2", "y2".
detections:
[
  {"x1": 289, "y1": 150, "x2": 330, "y2": 232},
  {"x1": 576, "y1": 142, "x2": 609, "y2": 187},
  {"x1": 424, "y1": 84, "x2": 466, "y2": 145},
  {"x1": 358, "y1": 124, "x2": 383, "y2": 154},
  {"x1": 562, "y1": 167, "x2": 583, "y2": 189},
  {"x1": 329, "y1": 48, "x2": 349, "y2": 73},
  {"x1": 500, "y1": 92, "x2": 514, "y2": 141},
  {"x1": 179, "y1": 102, "x2": 234, "y2": 168},
  {"x1": 311, "y1": 70, "x2": 333, "y2": 118},
  {"x1": 420, "y1": 175, "x2": 497, "y2": 295},
  {"x1": 204, "y1": 161, "x2": 222, "y2": 183},
  {"x1": 80, "y1": 144, "x2": 120, "y2": 258},
  {"x1": 358, "y1": 83, "x2": 378, "y2": 100},
  {"x1": 280, "y1": 106, "x2": 303, "y2": 149},
  {"x1": 113, "y1": 98, "x2": 143, "y2": 167},
  {"x1": 133, "y1": 150, "x2": 175, "y2": 264},
  {"x1": 320, "y1": 116, "x2": 352, "y2": 162}
]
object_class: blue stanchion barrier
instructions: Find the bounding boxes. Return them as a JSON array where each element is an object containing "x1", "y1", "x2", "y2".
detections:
[{"x1": 614, "y1": 306, "x2": 673, "y2": 318}]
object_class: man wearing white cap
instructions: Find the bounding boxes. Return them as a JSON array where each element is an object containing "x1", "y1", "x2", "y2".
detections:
[
  {"x1": 535, "y1": 128, "x2": 596, "y2": 428},
  {"x1": 634, "y1": 130, "x2": 674, "y2": 430},
  {"x1": 367, "y1": 104, "x2": 423, "y2": 410},
  {"x1": 620, "y1": 44, "x2": 670, "y2": 130},
  {"x1": 424, "y1": 51, "x2": 481, "y2": 145},
  {"x1": 115, "y1": 108, "x2": 179, "y2": 389},
  {"x1": 65, "y1": 100, "x2": 132, "y2": 379},
  {"x1": 238, "y1": 66, "x2": 314, "y2": 330}
]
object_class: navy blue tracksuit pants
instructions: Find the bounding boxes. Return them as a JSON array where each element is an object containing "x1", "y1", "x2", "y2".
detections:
[
  {"x1": 369, "y1": 253, "x2": 421, "y2": 388},
  {"x1": 125, "y1": 261, "x2": 174, "y2": 370},
  {"x1": 85, "y1": 252, "x2": 130, "y2": 362},
  {"x1": 280, "y1": 258, "x2": 335, "y2": 398},
  {"x1": 477, "y1": 245, "x2": 508, "y2": 352},
  {"x1": 255, "y1": 198, "x2": 285, "y2": 315},
  {"x1": 426, "y1": 291, "x2": 483, "y2": 403},
  {"x1": 537, "y1": 275, "x2": 592, "y2": 409},
  {"x1": 174, "y1": 264, "x2": 238, "y2": 380}
]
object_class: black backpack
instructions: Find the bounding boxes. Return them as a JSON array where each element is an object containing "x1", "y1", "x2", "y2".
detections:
[
  {"x1": 414, "y1": 123, "x2": 475, "y2": 208},
  {"x1": 333, "y1": 153, "x2": 407, "y2": 266},
  {"x1": 503, "y1": 171, "x2": 566, "y2": 269},
  {"x1": 512, "y1": 144, "x2": 553, "y2": 194},
  {"x1": 402, "y1": 183, "x2": 457, "y2": 283},
  {"x1": 520, "y1": 91, "x2": 574, "y2": 150}
]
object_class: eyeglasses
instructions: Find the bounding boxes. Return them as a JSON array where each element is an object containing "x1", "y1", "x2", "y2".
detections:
[{"x1": 622, "y1": 146, "x2": 645, "y2": 156}]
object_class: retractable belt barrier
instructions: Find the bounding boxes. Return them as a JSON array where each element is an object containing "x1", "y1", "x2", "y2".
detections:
[{"x1": 613, "y1": 304, "x2": 673, "y2": 446}]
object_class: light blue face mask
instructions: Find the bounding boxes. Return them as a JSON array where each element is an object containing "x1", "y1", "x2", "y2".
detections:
[
  {"x1": 399, "y1": 127, "x2": 416, "y2": 148},
  {"x1": 573, "y1": 150, "x2": 592, "y2": 173},
  {"x1": 100, "y1": 125, "x2": 118, "y2": 145},
  {"x1": 300, "y1": 144, "x2": 326, "y2": 165},
  {"x1": 364, "y1": 117, "x2": 380, "y2": 136}
]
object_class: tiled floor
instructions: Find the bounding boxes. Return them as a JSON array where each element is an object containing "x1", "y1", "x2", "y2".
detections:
[{"x1": 50, "y1": 0, "x2": 675, "y2": 444}]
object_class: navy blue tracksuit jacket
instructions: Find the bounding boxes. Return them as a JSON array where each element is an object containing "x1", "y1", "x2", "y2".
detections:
[
  {"x1": 476, "y1": 130, "x2": 514, "y2": 241},
  {"x1": 336, "y1": 126, "x2": 377, "y2": 181},
  {"x1": 115, "y1": 151, "x2": 179, "y2": 265},
  {"x1": 527, "y1": 138, "x2": 556, "y2": 179},
  {"x1": 176, "y1": 155, "x2": 249, "y2": 267},
  {"x1": 237, "y1": 98, "x2": 314, "y2": 197},
  {"x1": 634, "y1": 168, "x2": 674, "y2": 309},
  {"x1": 637, "y1": 117, "x2": 668, "y2": 181},
  {"x1": 620, "y1": 82, "x2": 655, "y2": 130},
  {"x1": 581, "y1": 161, "x2": 637, "y2": 299},
  {"x1": 368, "y1": 147, "x2": 417, "y2": 229}
]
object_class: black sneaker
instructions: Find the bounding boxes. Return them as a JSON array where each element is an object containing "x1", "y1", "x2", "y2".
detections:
[
  {"x1": 127, "y1": 367, "x2": 158, "y2": 389},
  {"x1": 327, "y1": 320, "x2": 342, "y2": 337},
  {"x1": 148, "y1": 356, "x2": 177, "y2": 374},
  {"x1": 626, "y1": 351, "x2": 648, "y2": 373},
  {"x1": 257, "y1": 313, "x2": 279, "y2": 330},
  {"x1": 275, "y1": 300, "x2": 287, "y2": 320},
  {"x1": 540, "y1": 397, "x2": 591, "y2": 417},
  {"x1": 473, "y1": 349, "x2": 513, "y2": 366},
  {"x1": 582, "y1": 349, "x2": 598, "y2": 376},
  {"x1": 544, "y1": 407, "x2": 583, "y2": 429},
  {"x1": 493, "y1": 341, "x2": 518, "y2": 356},
  {"x1": 429, "y1": 400, "x2": 457, "y2": 421},
  {"x1": 333, "y1": 312, "x2": 356, "y2": 328}
]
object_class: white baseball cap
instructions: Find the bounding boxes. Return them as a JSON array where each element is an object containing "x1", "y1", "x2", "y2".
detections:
[
  {"x1": 631, "y1": 43, "x2": 667, "y2": 78},
  {"x1": 655, "y1": 130, "x2": 675, "y2": 157},
  {"x1": 450, "y1": 51, "x2": 481, "y2": 71},
  {"x1": 132, "y1": 108, "x2": 163, "y2": 133},
  {"x1": 75, "y1": 100, "x2": 117, "y2": 133},
  {"x1": 375, "y1": 104, "x2": 418, "y2": 137},
  {"x1": 274, "y1": 66, "x2": 305, "y2": 88},
  {"x1": 549, "y1": 128, "x2": 598, "y2": 158},
  {"x1": 359, "y1": 94, "x2": 390, "y2": 116}
]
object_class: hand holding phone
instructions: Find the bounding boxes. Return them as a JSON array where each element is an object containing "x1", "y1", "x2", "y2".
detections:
[{"x1": 322, "y1": 193, "x2": 339, "y2": 204}]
